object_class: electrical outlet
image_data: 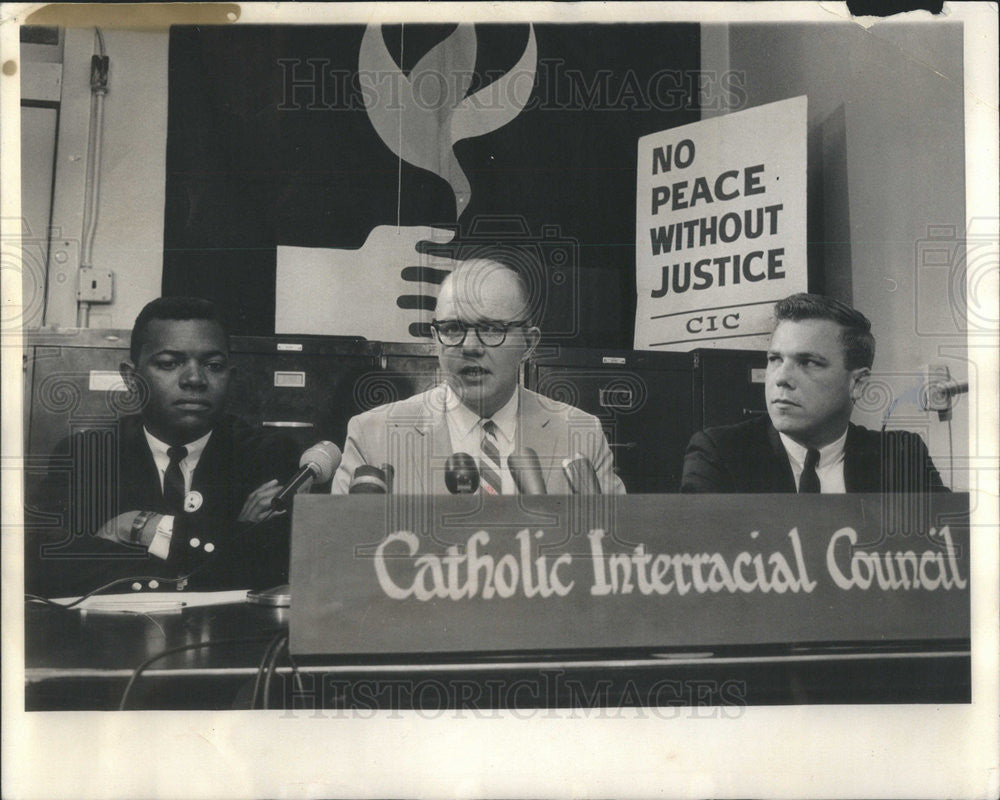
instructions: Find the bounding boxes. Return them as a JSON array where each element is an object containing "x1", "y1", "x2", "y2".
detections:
[
  {"x1": 919, "y1": 362, "x2": 952, "y2": 412},
  {"x1": 77, "y1": 268, "x2": 114, "y2": 303}
]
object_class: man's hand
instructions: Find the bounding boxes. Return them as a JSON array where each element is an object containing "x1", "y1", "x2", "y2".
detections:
[
  {"x1": 238, "y1": 479, "x2": 286, "y2": 523},
  {"x1": 95, "y1": 510, "x2": 162, "y2": 547}
]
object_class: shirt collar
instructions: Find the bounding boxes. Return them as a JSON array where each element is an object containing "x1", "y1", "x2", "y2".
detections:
[
  {"x1": 443, "y1": 384, "x2": 519, "y2": 444},
  {"x1": 143, "y1": 427, "x2": 213, "y2": 463},
  {"x1": 779, "y1": 427, "x2": 848, "y2": 470}
]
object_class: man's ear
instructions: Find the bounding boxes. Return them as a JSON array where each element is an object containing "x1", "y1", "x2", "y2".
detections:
[
  {"x1": 521, "y1": 326, "x2": 541, "y2": 361},
  {"x1": 119, "y1": 360, "x2": 137, "y2": 392},
  {"x1": 849, "y1": 367, "x2": 870, "y2": 402}
]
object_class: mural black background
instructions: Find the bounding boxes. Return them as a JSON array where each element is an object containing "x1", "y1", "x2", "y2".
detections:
[{"x1": 163, "y1": 24, "x2": 701, "y2": 344}]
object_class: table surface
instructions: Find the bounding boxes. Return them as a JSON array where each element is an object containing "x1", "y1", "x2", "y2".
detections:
[
  {"x1": 26, "y1": 601, "x2": 287, "y2": 676},
  {"x1": 24, "y1": 600, "x2": 970, "y2": 710}
]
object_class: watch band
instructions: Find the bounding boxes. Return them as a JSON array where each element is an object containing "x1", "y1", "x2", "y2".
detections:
[{"x1": 130, "y1": 510, "x2": 156, "y2": 545}]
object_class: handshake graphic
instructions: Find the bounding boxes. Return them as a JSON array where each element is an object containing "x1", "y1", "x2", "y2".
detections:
[
  {"x1": 277, "y1": 225, "x2": 461, "y2": 342},
  {"x1": 276, "y1": 217, "x2": 579, "y2": 342}
]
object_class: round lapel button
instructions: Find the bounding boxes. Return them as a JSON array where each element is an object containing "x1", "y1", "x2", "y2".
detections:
[{"x1": 184, "y1": 491, "x2": 203, "y2": 513}]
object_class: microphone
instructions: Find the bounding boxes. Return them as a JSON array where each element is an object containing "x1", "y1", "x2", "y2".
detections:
[
  {"x1": 928, "y1": 379, "x2": 969, "y2": 422},
  {"x1": 562, "y1": 452, "x2": 602, "y2": 495},
  {"x1": 272, "y1": 441, "x2": 342, "y2": 511},
  {"x1": 508, "y1": 448, "x2": 547, "y2": 495},
  {"x1": 349, "y1": 464, "x2": 391, "y2": 494},
  {"x1": 445, "y1": 452, "x2": 480, "y2": 494},
  {"x1": 935, "y1": 379, "x2": 969, "y2": 398},
  {"x1": 381, "y1": 463, "x2": 395, "y2": 493},
  {"x1": 921, "y1": 366, "x2": 970, "y2": 422}
]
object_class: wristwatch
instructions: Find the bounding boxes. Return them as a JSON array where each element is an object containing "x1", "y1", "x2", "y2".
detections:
[{"x1": 129, "y1": 510, "x2": 157, "y2": 545}]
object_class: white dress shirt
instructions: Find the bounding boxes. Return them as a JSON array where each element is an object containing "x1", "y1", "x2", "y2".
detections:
[
  {"x1": 142, "y1": 428, "x2": 213, "y2": 558},
  {"x1": 779, "y1": 429, "x2": 848, "y2": 494},
  {"x1": 443, "y1": 385, "x2": 519, "y2": 494},
  {"x1": 143, "y1": 427, "x2": 212, "y2": 493}
]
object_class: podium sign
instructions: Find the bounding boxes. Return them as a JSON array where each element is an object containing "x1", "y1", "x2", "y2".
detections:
[{"x1": 289, "y1": 493, "x2": 970, "y2": 656}]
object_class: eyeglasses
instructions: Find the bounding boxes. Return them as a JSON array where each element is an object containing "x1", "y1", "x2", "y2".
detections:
[{"x1": 429, "y1": 319, "x2": 529, "y2": 347}]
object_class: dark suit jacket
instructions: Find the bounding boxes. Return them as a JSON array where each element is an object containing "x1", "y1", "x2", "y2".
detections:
[
  {"x1": 681, "y1": 415, "x2": 948, "y2": 494},
  {"x1": 26, "y1": 414, "x2": 299, "y2": 597}
]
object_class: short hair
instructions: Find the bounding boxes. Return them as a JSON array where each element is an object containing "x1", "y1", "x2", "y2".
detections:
[
  {"x1": 773, "y1": 293, "x2": 874, "y2": 369},
  {"x1": 130, "y1": 296, "x2": 229, "y2": 363},
  {"x1": 437, "y1": 258, "x2": 536, "y2": 325}
]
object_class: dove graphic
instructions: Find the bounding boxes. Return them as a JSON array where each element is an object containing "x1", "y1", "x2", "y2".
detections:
[{"x1": 360, "y1": 24, "x2": 538, "y2": 220}]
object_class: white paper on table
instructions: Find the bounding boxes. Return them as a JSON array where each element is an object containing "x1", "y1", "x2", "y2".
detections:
[{"x1": 50, "y1": 589, "x2": 250, "y2": 613}]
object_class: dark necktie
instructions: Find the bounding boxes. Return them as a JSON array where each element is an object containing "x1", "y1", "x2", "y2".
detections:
[
  {"x1": 799, "y1": 447, "x2": 821, "y2": 493},
  {"x1": 163, "y1": 445, "x2": 188, "y2": 512},
  {"x1": 479, "y1": 420, "x2": 503, "y2": 496}
]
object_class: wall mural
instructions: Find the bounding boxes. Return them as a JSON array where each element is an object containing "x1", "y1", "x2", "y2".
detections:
[{"x1": 163, "y1": 23, "x2": 701, "y2": 343}]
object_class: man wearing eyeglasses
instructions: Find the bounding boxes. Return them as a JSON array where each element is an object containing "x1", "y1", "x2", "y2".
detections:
[{"x1": 332, "y1": 258, "x2": 625, "y2": 494}]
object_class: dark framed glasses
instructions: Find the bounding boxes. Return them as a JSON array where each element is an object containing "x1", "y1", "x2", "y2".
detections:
[{"x1": 429, "y1": 319, "x2": 529, "y2": 347}]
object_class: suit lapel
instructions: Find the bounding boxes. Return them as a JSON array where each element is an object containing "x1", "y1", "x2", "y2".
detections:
[
  {"x1": 515, "y1": 388, "x2": 560, "y2": 489},
  {"x1": 127, "y1": 416, "x2": 231, "y2": 516},
  {"x1": 764, "y1": 418, "x2": 798, "y2": 493},
  {"x1": 843, "y1": 423, "x2": 871, "y2": 492},
  {"x1": 120, "y1": 416, "x2": 165, "y2": 510},
  {"x1": 399, "y1": 386, "x2": 560, "y2": 492},
  {"x1": 390, "y1": 386, "x2": 451, "y2": 495},
  {"x1": 190, "y1": 427, "x2": 226, "y2": 499}
]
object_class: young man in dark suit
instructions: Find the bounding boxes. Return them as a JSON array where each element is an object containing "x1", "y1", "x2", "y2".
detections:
[
  {"x1": 26, "y1": 297, "x2": 300, "y2": 596},
  {"x1": 681, "y1": 293, "x2": 948, "y2": 494}
]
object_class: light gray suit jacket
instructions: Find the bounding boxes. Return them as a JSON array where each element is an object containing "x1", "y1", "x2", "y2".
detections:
[{"x1": 332, "y1": 385, "x2": 625, "y2": 494}]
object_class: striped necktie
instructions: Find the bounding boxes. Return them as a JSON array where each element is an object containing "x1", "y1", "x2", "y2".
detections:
[{"x1": 479, "y1": 419, "x2": 503, "y2": 496}]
